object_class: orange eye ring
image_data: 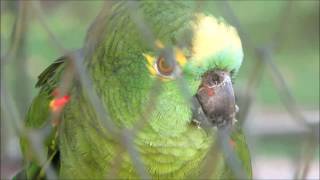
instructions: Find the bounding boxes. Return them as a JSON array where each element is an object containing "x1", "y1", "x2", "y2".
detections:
[{"x1": 156, "y1": 56, "x2": 174, "y2": 76}]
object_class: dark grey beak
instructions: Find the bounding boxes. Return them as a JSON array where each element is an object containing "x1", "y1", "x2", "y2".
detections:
[{"x1": 192, "y1": 70, "x2": 237, "y2": 128}]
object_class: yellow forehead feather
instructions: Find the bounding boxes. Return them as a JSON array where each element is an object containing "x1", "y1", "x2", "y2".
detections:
[
  {"x1": 175, "y1": 48, "x2": 187, "y2": 67},
  {"x1": 142, "y1": 53, "x2": 157, "y2": 75},
  {"x1": 192, "y1": 14, "x2": 242, "y2": 64}
]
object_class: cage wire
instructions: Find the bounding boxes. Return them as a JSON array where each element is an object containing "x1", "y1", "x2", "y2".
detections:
[{"x1": 1, "y1": 0, "x2": 319, "y2": 179}]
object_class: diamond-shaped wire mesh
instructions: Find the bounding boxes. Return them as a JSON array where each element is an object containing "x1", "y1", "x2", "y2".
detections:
[{"x1": 1, "y1": 1, "x2": 319, "y2": 179}]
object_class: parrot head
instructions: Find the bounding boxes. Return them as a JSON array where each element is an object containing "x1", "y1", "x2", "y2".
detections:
[
  {"x1": 87, "y1": 2, "x2": 243, "y2": 135},
  {"x1": 142, "y1": 14, "x2": 242, "y2": 129}
]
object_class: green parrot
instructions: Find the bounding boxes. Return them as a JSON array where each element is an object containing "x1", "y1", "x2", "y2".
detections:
[{"x1": 15, "y1": 1, "x2": 252, "y2": 179}]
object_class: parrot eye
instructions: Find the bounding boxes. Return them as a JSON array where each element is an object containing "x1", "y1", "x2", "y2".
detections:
[{"x1": 156, "y1": 56, "x2": 175, "y2": 76}]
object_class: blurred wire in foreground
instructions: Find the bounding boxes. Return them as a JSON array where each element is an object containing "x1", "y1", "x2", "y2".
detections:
[{"x1": 221, "y1": 1, "x2": 318, "y2": 179}]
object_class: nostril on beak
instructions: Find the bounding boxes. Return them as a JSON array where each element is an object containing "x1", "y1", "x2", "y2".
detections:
[
  {"x1": 211, "y1": 73, "x2": 220, "y2": 84},
  {"x1": 208, "y1": 70, "x2": 226, "y2": 86},
  {"x1": 211, "y1": 74, "x2": 221, "y2": 83}
]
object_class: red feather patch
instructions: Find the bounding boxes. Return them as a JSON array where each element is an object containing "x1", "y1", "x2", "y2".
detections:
[{"x1": 50, "y1": 89, "x2": 70, "y2": 112}]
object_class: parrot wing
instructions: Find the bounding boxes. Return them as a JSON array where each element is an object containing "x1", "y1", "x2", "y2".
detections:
[
  {"x1": 230, "y1": 123, "x2": 252, "y2": 178},
  {"x1": 217, "y1": 123, "x2": 252, "y2": 179},
  {"x1": 14, "y1": 52, "x2": 74, "y2": 180}
]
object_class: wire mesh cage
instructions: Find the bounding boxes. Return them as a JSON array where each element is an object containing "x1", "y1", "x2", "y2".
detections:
[{"x1": 1, "y1": 0, "x2": 319, "y2": 179}]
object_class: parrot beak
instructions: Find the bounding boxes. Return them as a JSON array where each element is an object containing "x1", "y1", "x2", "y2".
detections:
[{"x1": 193, "y1": 70, "x2": 237, "y2": 128}]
